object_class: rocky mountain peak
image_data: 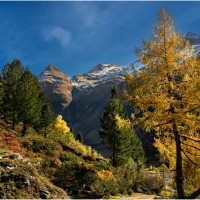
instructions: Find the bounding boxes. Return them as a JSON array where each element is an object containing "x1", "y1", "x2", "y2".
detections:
[
  {"x1": 37, "y1": 64, "x2": 73, "y2": 116},
  {"x1": 45, "y1": 64, "x2": 59, "y2": 72},
  {"x1": 41, "y1": 64, "x2": 70, "y2": 79}
]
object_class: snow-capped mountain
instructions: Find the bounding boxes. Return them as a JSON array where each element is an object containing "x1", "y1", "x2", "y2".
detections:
[
  {"x1": 70, "y1": 61, "x2": 143, "y2": 89},
  {"x1": 71, "y1": 64, "x2": 132, "y2": 89},
  {"x1": 38, "y1": 64, "x2": 70, "y2": 85}
]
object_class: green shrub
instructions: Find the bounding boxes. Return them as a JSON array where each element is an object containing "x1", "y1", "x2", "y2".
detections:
[
  {"x1": 114, "y1": 158, "x2": 138, "y2": 195},
  {"x1": 74, "y1": 164, "x2": 98, "y2": 187},
  {"x1": 94, "y1": 161, "x2": 111, "y2": 171},
  {"x1": 92, "y1": 179, "x2": 118, "y2": 198},
  {"x1": 60, "y1": 152, "x2": 78, "y2": 162},
  {"x1": 22, "y1": 134, "x2": 62, "y2": 158},
  {"x1": 133, "y1": 172, "x2": 165, "y2": 194},
  {"x1": 48, "y1": 131, "x2": 74, "y2": 147}
]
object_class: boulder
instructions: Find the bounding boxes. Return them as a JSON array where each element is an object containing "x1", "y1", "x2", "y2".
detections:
[{"x1": 9, "y1": 153, "x2": 24, "y2": 160}]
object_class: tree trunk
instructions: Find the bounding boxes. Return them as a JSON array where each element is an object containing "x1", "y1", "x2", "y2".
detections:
[
  {"x1": 113, "y1": 142, "x2": 116, "y2": 167},
  {"x1": 187, "y1": 188, "x2": 200, "y2": 199},
  {"x1": 22, "y1": 123, "x2": 27, "y2": 137},
  {"x1": 44, "y1": 125, "x2": 47, "y2": 138},
  {"x1": 12, "y1": 116, "x2": 15, "y2": 130},
  {"x1": 173, "y1": 120, "x2": 185, "y2": 199}
]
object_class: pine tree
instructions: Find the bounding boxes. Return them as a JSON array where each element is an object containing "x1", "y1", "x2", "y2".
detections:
[
  {"x1": 99, "y1": 86, "x2": 130, "y2": 166},
  {"x1": 1, "y1": 59, "x2": 24, "y2": 129},
  {"x1": 115, "y1": 115, "x2": 145, "y2": 166},
  {"x1": 40, "y1": 100, "x2": 54, "y2": 138},
  {"x1": 124, "y1": 8, "x2": 200, "y2": 199},
  {"x1": 17, "y1": 67, "x2": 43, "y2": 136}
]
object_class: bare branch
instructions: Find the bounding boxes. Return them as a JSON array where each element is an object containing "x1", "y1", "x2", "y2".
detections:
[
  {"x1": 183, "y1": 149, "x2": 200, "y2": 157},
  {"x1": 152, "y1": 120, "x2": 172, "y2": 128},
  {"x1": 182, "y1": 149, "x2": 199, "y2": 166},
  {"x1": 181, "y1": 142, "x2": 200, "y2": 151},
  {"x1": 183, "y1": 105, "x2": 200, "y2": 114},
  {"x1": 180, "y1": 134, "x2": 200, "y2": 143}
]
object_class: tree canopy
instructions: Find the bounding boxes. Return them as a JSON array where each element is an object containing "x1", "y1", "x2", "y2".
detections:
[{"x1": 1, "y1": 60, "x2": 54, "y2": 136}]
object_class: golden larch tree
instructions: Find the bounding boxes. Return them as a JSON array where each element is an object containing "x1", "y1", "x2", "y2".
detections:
[{"x1": 124, "y1": 8, "x2": 200, "y2": 199}]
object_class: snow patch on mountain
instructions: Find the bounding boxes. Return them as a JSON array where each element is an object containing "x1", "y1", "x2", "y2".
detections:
[
  {"x1": 38, "y1": 71, "x2": 63, "y2": 85},
  {"x1": 71, "y1": 63, "x2": 138, "y2": 89}
]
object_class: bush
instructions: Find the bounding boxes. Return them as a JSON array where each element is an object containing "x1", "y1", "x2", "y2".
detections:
[
  {"x1": 94, "y1": 161, "x2": 110, "y2": 171},
  {"x1": 74, "y1": 164, "x2": 98, "y2": 187},
  {"x1": 133, "y1": 171, "x2": 165, "y2": 194},
  {"x1": 114, "y1": 158, "x2": 138, "y2": 195},
  {"x1": 92, "y1": 179, "x2": 118, "y2": 198},
  {"x1": 60, "y1": 152, "x2": 78, "y2": 162},
  {"x1": 48, "y1": 131, "x2": 75, "y2": 147},
  {"x1": 22, "y1": 134, "x2": 62, "y2": 158}
]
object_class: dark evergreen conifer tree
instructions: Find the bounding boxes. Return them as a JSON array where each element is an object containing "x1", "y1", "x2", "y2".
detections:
[
  {"x1": 115, "y1": 114, "x2": 145, "y2": 166},
  {"x1": 99, "y1": 86, "x2": 128, "y2": 166},
  {"x1": 130, "y1": 132, "x2": 146, "y2": 167},
  {"x1": 17, "y1": 67, "x2": 42, "y2": 136},
  {"x1": 1, "y1": 59, "x2": 24, "y2": 129},
  {"x1": 40, "y1": 100, "x2": 54, "y2": 138}
]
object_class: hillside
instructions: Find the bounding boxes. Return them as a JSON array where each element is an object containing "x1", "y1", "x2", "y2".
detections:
[{"x1": 1, "y1": 118, "x2": 148, "y2": 199}]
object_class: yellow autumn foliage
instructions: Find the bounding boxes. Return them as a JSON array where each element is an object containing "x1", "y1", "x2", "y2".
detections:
[
  {"x1": 84, "y1": 163, "x2": 94, "y2": 170},
  {"x1": 51, "y1": 115, "x2": 70, "y2": 134},
  {"x1": 115, "y1": 114, "x2": 131, "y2": 130},
  {"x1": 97, "y1": 170, "x2": 113, "y2": 181},
  {"x1": 124, "y1": 8, "x2": 200, "y2": 198}
]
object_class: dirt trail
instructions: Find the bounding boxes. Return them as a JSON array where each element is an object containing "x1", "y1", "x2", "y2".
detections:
[{"x1": 119, "y1": 192, "x2": 158, "y2": 199}]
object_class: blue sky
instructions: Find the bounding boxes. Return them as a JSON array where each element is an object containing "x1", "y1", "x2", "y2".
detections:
[{"x1": 0, "y1": 1, "x2": 200, "y2": 76}]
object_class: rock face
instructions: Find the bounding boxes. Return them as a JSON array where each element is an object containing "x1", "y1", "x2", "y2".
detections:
[
  {"x1": 66, "y1": 81, "x2": 126, "y2": 155},
  {"x1": 38, "y1": 64, "x2": 73, "y2": 116},
  {"x1": 0, "y1": 152, "x2": 68, "y2": 199}
]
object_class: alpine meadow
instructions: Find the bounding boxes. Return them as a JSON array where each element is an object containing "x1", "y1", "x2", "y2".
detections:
[{"x1": 0, "y1": 5, "x2": 200, "y2": 199}]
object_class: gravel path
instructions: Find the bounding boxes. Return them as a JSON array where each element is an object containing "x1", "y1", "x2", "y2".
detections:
[{"x1": 119, "y1": 193, "x2": 158, "y2": 199}]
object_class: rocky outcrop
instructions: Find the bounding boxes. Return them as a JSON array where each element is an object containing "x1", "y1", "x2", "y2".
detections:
[{"x1": 0, "y1": 152, "x2": 69, "y2": 199}]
